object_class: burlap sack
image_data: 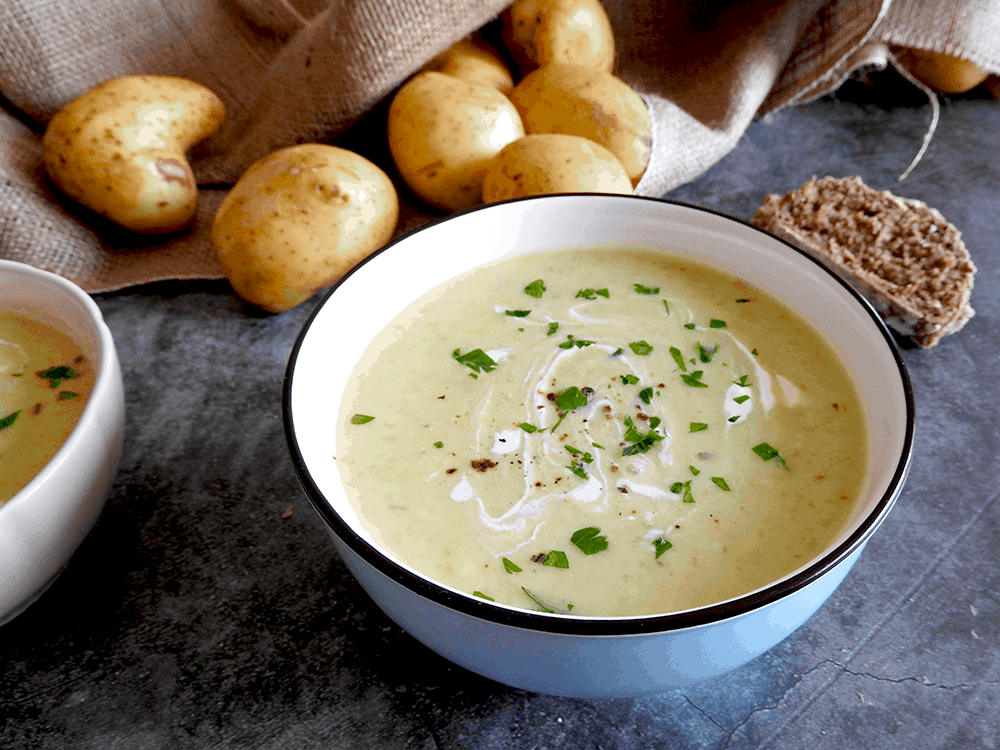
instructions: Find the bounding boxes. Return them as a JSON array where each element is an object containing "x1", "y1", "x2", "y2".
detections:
[{"x1": 1, "y1": 0, "x2": 997, "y2": 294}]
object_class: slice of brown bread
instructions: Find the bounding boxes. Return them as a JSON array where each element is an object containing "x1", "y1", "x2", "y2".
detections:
[{"x1": 752, "y1": 175, "x2": 976, "y2": 348}]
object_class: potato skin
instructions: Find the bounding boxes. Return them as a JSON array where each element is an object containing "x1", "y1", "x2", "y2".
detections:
[
  {"x1": 509, "y1": 63, "x2": 651, "y2": 185},
  {"x1": 387, "y1": 71, "x2": 525, "y2": 213},
  {"x1": 212, "y1": 144, "x2": 399, "y2": 313},
  {"x1": 501, "y1": 0, "x2": 615, "y2": 76},
  {"x1": 894, "y1": 47, "x2": 988, "y2": 94},
  {"x1": 42, "y1": 75, "x2": 224, "y2": 233},
  {"x1": 421, "y1": 35, "x2": 515, "y2": 96},
  {"x1": 481, "y1": 134, "x2": 632, "y2": 203}
]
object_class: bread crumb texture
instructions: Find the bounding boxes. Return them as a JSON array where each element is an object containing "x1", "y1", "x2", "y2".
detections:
[{"x1": 752, "y1": 176, "x2": 976, "y2": 348}]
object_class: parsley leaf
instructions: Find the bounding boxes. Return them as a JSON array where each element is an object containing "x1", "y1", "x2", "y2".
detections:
[
  {"x1": 753, "y1": 442, "x2": 788, "y2": 469},
  {"x1": 518, "y1": 423, "x2": 538, "y2": 433},
  {"x1": 350, "y1": 414, "x2": 375, "y2": 425},
  {"x1": 709, "y1": 319, "x2": 727, "y2": 328},
  {"x1": 639, "y1": 386, "x2": 654, "y2": 405},
  {"x1": 680, "y1": 370, "x2": 708, "y2": 388},
  {"x1": 653, "y1": 538, "x2": 673, "y2": 558},
  {"x1": 0, "y1": 411, "x2": 19, "y2": 431},
  {"x1": 473, "y1": 591, "x2": 494, "y2": 601},
  {"x1": 733, "y1": 375, "x2": 752, "y2": 387},
  {"x1": 689, "y1": 465, "x2": 700, "y2": 475},
  {"x1": 733, "y1": 395, "x2": 750, "y2": 404},
  {"x1": 634, "y1": 283, "x2": 660, "y2": 295},
  {"x1": 629, "y1": 340, "x2": 653, "y2": 355},
  {"x1": 571, "y1": 527, "x2": 608, "y2": 555},
  {"x1": 453, "y1": 348, "x2": 497, "y2": 374},
  {"x1": 712, "y1": 476, "x2": 731, "y2": 491},
  {"x1": 542, "y1": 550, "x2": 569, "y2": 568},
  {"x1": 555, "y1": 386, "x2": 589, "y2": 412},
  {"x1": 38, "y1": 365, "x2": 74, "y2": 388},
  {"x1": 689, "y1": 422, "x2": 708, "y2": 433},
  {"x1": 558, "y1": 334, "x2": 594, "y2": 349},
  {"x1": 670, "y1": 480, "x2": 695, "y2": 503},
  {"x1": 697, "y1": 341, "x2": 719, "y2": 363},
  {"x1": 521, "y1": 587, "x2": 557, "y2": 613},
  {"x1": 505, "y1": 309, "x2": 531, "y2": 317},
  {"x1": 621, "y1": 374, "x2": 640, "y2": 385},
  {"x1": 669, "y1": 345, "x2": 687, "y2": 372},
  {"x1": 576, "y1": 288, "x2": 609, "y2": 300},
  {"x1": 503, "y1": 557, "x2": 523, "y2": 574},
  {"x1": 547, "y1": 322, "x2": 559, "y2": 336},
  {"x1": 622, "y1": 416, "x2": 665, "y2": 456},
  {"x1": 663, "y1": 299, "x2": 670, "y2": 314},
  {"x1": 524, "y1": 279, "x2": 546, "y2": 298},
  {"x1": 433, "y1": 441, "x2": 443, "y2": 448}
]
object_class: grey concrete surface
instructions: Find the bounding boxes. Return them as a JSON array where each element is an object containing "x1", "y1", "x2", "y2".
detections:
[{"x1": 2, "y1": 70, "x2": 999, "y2": 748}]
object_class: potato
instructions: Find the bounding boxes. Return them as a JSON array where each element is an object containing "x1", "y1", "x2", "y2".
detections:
[
  {"x1": 387, "y1": 71, "x2": 525, "y2": 212},
  {"x1": 501, "y1": 0, "x2": 615, "y2": 76},
  {"x1": 421, "y1": 34, "x2": 515, "y2": 96},
  {"x1": 481, "y1": 134, "x2": 632, "y2": 203},
  {"x1": 893, "y1": 47, "x2": 988, "y2": 94},
  {"x1": 212, "y1": 144, "x2": 399, "y2": 313},
  {"x1": 509, "y1": 63, "x2": 651, "y2": 185},
  {"x1": 42, "y1": 75, "x2": 224, "y2": 234}
]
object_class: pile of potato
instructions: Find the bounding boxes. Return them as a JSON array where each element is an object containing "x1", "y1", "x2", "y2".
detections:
[{"x1": 41, "y1": 0, "x2": 651, "y2": 313}]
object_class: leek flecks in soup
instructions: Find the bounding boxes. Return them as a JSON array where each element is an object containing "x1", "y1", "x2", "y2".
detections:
[
  {"x1": 0, "y1": 312, "x2": 94, "y2": 504},
  {"x1": 336, "y1": 248, "x2": 868, "y2": 617}
]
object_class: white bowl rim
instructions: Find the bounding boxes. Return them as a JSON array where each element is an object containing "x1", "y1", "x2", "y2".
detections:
[
  {"x1": 283, "y1": 194, "x2": 915, "y2": 636},
  {"x1": 0, "y1": 259, "x2": 118, "y2": 515}
]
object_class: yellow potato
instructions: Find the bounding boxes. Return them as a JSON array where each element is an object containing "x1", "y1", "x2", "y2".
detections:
[
  {"x1": 212, "y1": 144, "x2": 399, "y2": 313},
  {"x1": 421, "y1": 34, "x2": 515, "y2": 96},
  {"x1": 42, "y1": 75, "x2": 224, "y2": 234},
  {"x1": 501, "y1": 0, "x2": 615, "y2": 76},
  {"x1": 387, "y1": 71, "x2": 525, "y2": 213},
  {"x1": 481, "y1": 134, "x2": 632, "y2": 203},
  {"x1": 894, "y1": 47, "x2": 988, "y2": 94},
  {"x1": 509, "y1": 63, "x2": 651, "y2": 185}
]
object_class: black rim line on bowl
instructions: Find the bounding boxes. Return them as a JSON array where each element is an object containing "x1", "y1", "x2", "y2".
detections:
[{"x1": 282, "y1": 193, "x2": 916, "y2": 636}]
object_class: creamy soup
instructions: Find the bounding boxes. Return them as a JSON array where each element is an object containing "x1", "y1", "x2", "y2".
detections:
[
  {"x1": 335, "y1": 248, "x2": 868, "y2": 617},
  {"x1": 0, "y1": 312, "x2": 94, "y2": 504}
]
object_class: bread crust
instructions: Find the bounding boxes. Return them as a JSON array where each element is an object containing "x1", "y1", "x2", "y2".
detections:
[{"x1": 752, "y1": 176, "x2": 976, "y2": 348}]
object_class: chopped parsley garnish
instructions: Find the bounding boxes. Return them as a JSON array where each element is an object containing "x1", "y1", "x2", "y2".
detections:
[
  {"x1": 524, "y1": 279, "x2": 546, "y2": 298},
  {"x1": 38, "y1": 365, "x2": 74, "y2": 388},
  {"x1": 634, "y1": 283, "x2": 660, "y2": 295},
  {"x1": 733, "y1": 375, "x2": 752, "y2": 387},
  {"x1": 671, "y1": 480, "x2": 695, "y2": 503},
  {"x1": 680, "y1": 370, "x2": 708, "y2": 388},
  {"x1": 576, "y1": 288, "x2": 609, "y2": 300},
  {"x1": 0, "y1": 411, "x2": 19, "y2": 431},
  {"x1": 709, "y1": 319, "x2": 727, "y2": 329},
  {"x1": 697, "y1": 341, "x2": 719, "y2": 363},
  {"x1": 433, "y1": 441, "x2": 444, "y2": 448},
  {"x1": 547, "y1": 322, "x2": 559, "y2": 336},
  {"x1": 518, "y1": 422, "x2": 538, "y2": 433},
  {"x1": 683, "y1": 323, "x2": 696, "y2": 330},
  {"x1": 592, "y1": 442, "x2": 605, "y2": 450},
  {"x1": 620, "y1": 374, "x2": 640, "y2": 385},
  {"x1": 629, "y1": 340, "x2": 653, "y2": 355},
  {"x1": 653, "y1": 538, "x2": 673, "y2": 558},
  {"x1": 58, "y1": 391, "x2": 79, "y2": 400},
  {"x1": 622, "y1": 415, "x2": 664, "y2": 456},
  {"x1": 728, "y1": 415, "x2": 740, "y2": 422},
  {"x1": 473, "y1": 591, "x2": 494, "y2": 601},
  {"x1": 503, "y1": 557, "x2": 523, "y2": 574},
  {"x1": 612, "y1": 347, "x2": 624, "y2": 356},
  {"x1": 453, "y1": 347, "x2": 497, "y2": 374},
  {"x1": 565, "y1": 446, "x2": 594, "y2": 478},
  {"x1": 663, "y1": 300, "x2": 670, "y2": 314},
  {"x1": 733, "y1": 395, "x2": 750, "y2": 404},
  {"x1": 564, "y1": 445, "x2": 593, "y2": 462},
  {"x1": 753, "y1": 442, "x2": 788, "y2": 469},
  {"x1": 571, "y1": 527, "x2": 608, "y2": 555},
  {"x1": 350, "y1": 414, "x2": 375, "y2": 425},
  {"x1": 712, "y1": 476, "x2": 731, "y2": 491},
  {"x1": 558, "y1": 334, "x2": 594, "y2": 349},
  {"x1": 638, "y1": 386, "x2": 654, "y2": 405},
  {"x1": 521, "y1": 587, "x2": 557, "y2": 613},
  {"x1": 689, "y1": 465, "x2": 700, "y2": 475},
  {"x1": 566, "y1": 463, "x2": 588, "y2": 479},
  {"x1": 505, "y1": 309, "x2": 531, "y2": 317},
  {"x1": 541, "y1": 550, "x2": 569, "y2": 568},
  {"x1": 555, "y1": 386, "x2": 589, "y2": 412},
  {"x1": 736, "y1": 298, "x2": 752, "y2": 303},
  {"x1": 689, "y1": 422, "x2": 708, "y2": 433},
  {"x1": 669, "y1": 345, "x2": 687, "y2": 371}
]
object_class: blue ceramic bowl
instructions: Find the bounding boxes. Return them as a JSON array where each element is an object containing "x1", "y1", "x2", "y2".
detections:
[{"x1": 284, "y1": 195, "x2": 913, "y2": 697}]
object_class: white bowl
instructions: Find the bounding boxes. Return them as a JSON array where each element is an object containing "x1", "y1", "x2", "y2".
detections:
[
  {"x1": 284, "y1": 195, "x2": 913, "y2": 697},
  {"x1": 0, "y1": 260, "x2": 125, "y2": 626}
]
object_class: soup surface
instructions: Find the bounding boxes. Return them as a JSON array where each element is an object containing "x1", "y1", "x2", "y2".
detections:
[
  {"x1": 335, "y1": 248, "x2": 868, "y2": 617},
  {"x1": 0, "y1": 312, "x2": 94, "y2": 504}
]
